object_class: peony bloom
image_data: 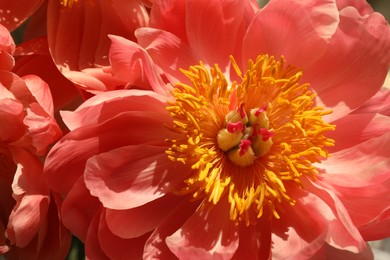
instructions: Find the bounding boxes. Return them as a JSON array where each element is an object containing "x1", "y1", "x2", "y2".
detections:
[
  {"x1": 44, "y1": 0, "x2": 390, "y2": 259},
  {"x1": 0, "y1": 24, "x2": 70, "y2": 259},
  {"x1": 0, "y1": 0, "x2": 151, "y2": 93}
]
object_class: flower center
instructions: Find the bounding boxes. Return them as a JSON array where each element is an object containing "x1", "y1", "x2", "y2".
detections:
[{"x1": 166, "y1": 55, "x2": 335, "y2": 224}]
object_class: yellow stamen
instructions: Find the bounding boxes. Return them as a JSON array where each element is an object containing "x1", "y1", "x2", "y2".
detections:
[{"x1": 166, "y1": 54, "x2": 335, "y2": 224}]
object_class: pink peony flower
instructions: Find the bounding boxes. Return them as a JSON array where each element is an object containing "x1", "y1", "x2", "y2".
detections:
[
  {"x1": 44, "y1": 0, "x2": 390, "y2": 258},
  {"x1": 0, "y1": 24, "x2": 70, "y2": 258}
]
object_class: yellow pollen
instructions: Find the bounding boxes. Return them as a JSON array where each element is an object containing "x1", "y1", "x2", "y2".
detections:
[{"x1": 166, "y1": 55, "x2": 335, "y2": 225}]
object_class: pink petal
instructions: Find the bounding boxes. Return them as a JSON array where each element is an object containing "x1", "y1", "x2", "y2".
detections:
[
  {"x1": 0, "y1": 0, "x2": 43, "y2": 32},
  {"x1": 44, "y1": 110, "x2": 175, "y2": 194},
  {"x1": 358, "y1": 207, "x2": 390, "y2": 241},
  {"x1": 324, "y1": 243, "x2": 373, "y2": 260},
  {"x1": 327, "y1": 113, "x2": 390, "y2": 152},
  {"x1": 353, "y1": 88, "x2": 390, "y2": 116},
  {"x1": 47, "y1": 0, "x2": 148, "y2": 71},
  {"x1": 7, "y1": 149, "x2": 50, "y2": 247},
  {"x1": 243, "y1": 0, "x2": 339, "y2": 69},
  {"x1": 149, "y1": 0, "x2": 188, "y2": 43},
  {"x1": 13, "y1": 37, "x2": 81, "y2": 111},
  {"x1": 135, "y1": 28, "x2": 197, "y2": 85},
  {"x1": 271, "y1": 187, "x2": 334, "y2": 259},
  {"x1": 303, "y1": 179, "x2": 366, "y2": 253},
  {"x1": 98, "y1": 209, "x2": 151, "y2": 259},
  {"x1": 61, "y1": 89, "x2": 167, "y2": 131},
  {"x1": 23, "y1": 103, "x2": 62, "y2": 156},
  {"x1": 143, "y1": 197, "x2": 200, "y2": 259},
  {"x1": 232, "y1": 220, "x2": 271, "y2": 260},
  {"x1": 319, "y1": 132, "x2": 390, "y2": 185},
  {"x1": 0, "y1": 98, "x2": 25, "y2": 143},
  {"x1": 318, "y1": 133, "x2": 390, "y2": 240},
  {"x1": 22, "y1": 75, "x2": 54, "y2": 116},
  {"x1": 304, "y1": 7, "x2": 390, "y2": 121},
  {"x1": 105, "y1": 194, "x2": 183, "y2": 239},
  {"x1": 0, "y1": 24, "x2": 15, "y2": 70},
  {"x1": 186, "y1": 0, "x2": 250, "y2": 68},
  {"x1": 61, "y1": 176, "x2": 101, "y2": 242},
  {"x1": 62, "y1": 69, "x2": 126, "y2": 94},
  {"x1": 166, "y1": 200, "x2": 240, "y2": 259},
  {"x1": 85, "y1": 145, "x2": 189, "y2": 209},
  {"x1": 108, "y1": 35, "x2": 167, "y2": 95},
  {"x1": 84, "y1": 209, "x2": 109, "y2": 260}
]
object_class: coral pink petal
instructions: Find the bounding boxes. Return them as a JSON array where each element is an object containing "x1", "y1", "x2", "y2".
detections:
[
  {"x1": 44, "y1": 110, "x2": 175, "y2": 194},
  {"x1": 0, "y1": 99, "x2": 25, "y2": 143},
  {"x1": 0, "y1": 24, "x2": 15, "y2": 70},
  {"x1": 319, "y1": 132, "x2": 390, "y2": 186},
  {"x1": 325, "y1": 243, "x2": 373, "y2": 260},
  {"x1": 85, "y1": 145, "x2": 189, "y2": 210},
  {"x1": 186, "y1": 0, "x2": 249, "y2": 68},
  {"x1": 271, "y1": 187, "x2": 334, "y2": 259},
  {"x1": 108, "y1": 35, "x2": 167, "y2": 95},
  {"x1": 232, "y1": 220, "x2": 271, "y2": 260},
  {"x1": 62, "y1": 69, "x2": 125, "y2": 94},
  {"x1": 318, "y1": 133, "x2": 390, "y2": 240},
  {"x1": 61, "y1": 89, "x2": 167, "y2": 131},
  {"x1": 135, "y1": 28, "x2": 197, "y2": 85},
  {"x1": 304, "y1": 7, "x2": 390, "y2": 121},
  {"x1": 353, "y1": 88, "x2": 390, "y2": 116},
  {"x1": 358, "y1": 207, "x2": 390, "y2": 241},
  {"x1": 243, "y1": 0, "x2": 339, "y2": 69},
  {"x1": 166, "y1": 200, "x2": 240, "y2": 259},
  {"x1": 303, "y1": 180, "x2": 365, "y2": 253},
  {"x1": 23, "y1": 103, "x2": 62, "y2": 156},
  {"x1": 12, "y1": 38, "x2": 80, "y2": 111},
  {"x1": 149, "y1": 0, "x2": 187, "y2": 43},
  {"x1": 0, "y1": 0, "x2": 43, "y2": 32},
  {"x1": 84, "y1": 209, "x2": 109, "y2": 260},
  {"x1": 105, "y1": 194, "x2": 183, "y2": 239},
  {"x1": 61, "y1": 176, "x2": 101, "y2": 242},
  {"x1": 47, "y1": 0, "x2": 148, "y2": 71},
  {"x1": 22, "y1": 75, "x2": 54, "y2": 116},
  {"x1": 327, "y1": 113, "x2": 390, "y2": 152},
  {"x1": 143, "y1": 198, "x2": 200, "y2": 259},
  {"x1": 98, "y1": 210, "x2": 151, "y2": 259}
]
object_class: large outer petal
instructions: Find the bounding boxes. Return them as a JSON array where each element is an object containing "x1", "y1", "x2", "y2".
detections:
[
  {"x1": 186, "y1": 0, "x2": 250, "y2": 69},
  {"x1": 243, "y1": 0, "x2": 339, "y2": 69},
  {"x1": 105, "y1": 194, "x2": 183, "y2": 239},
  {"x1": 353, "y1": 88, "x2": 390, "y2": 116},
  {"x1": 149, "y1": 0, "x2": 188, "y2": 43},
  {"x1": 327, "y1": 113, "x2": 390, "y2": 152},
  {"x1": 85, "y1": 145, "x2": 189, "y2": 210},
  {"x1": 271, "y1": 187, "x2": 340, "y2": 259},
  {"x1": 61, "y1": 89, "x2": 167, "y2": 131},
  {"x1": 318, "y1": 132, "x2": 390, "y2": 240},
  {"x1": 98, "y1": 209, "x2": 151, "y2": 260},
  {"x1": 166, "y1": 200, "x2": 240, "y2": 259},
  {"x1": 304, "y1": 7, "x2": 390, "y2": 121},
  {"x1": 61, "y1": 176, "x2": 101, "y2": 242},
  {"x1": 44, "y1": 90, "x2": 175, "y2": 194},
  {"x1": 143, "y1": 197, "x2": 200, "y2": 259}
]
